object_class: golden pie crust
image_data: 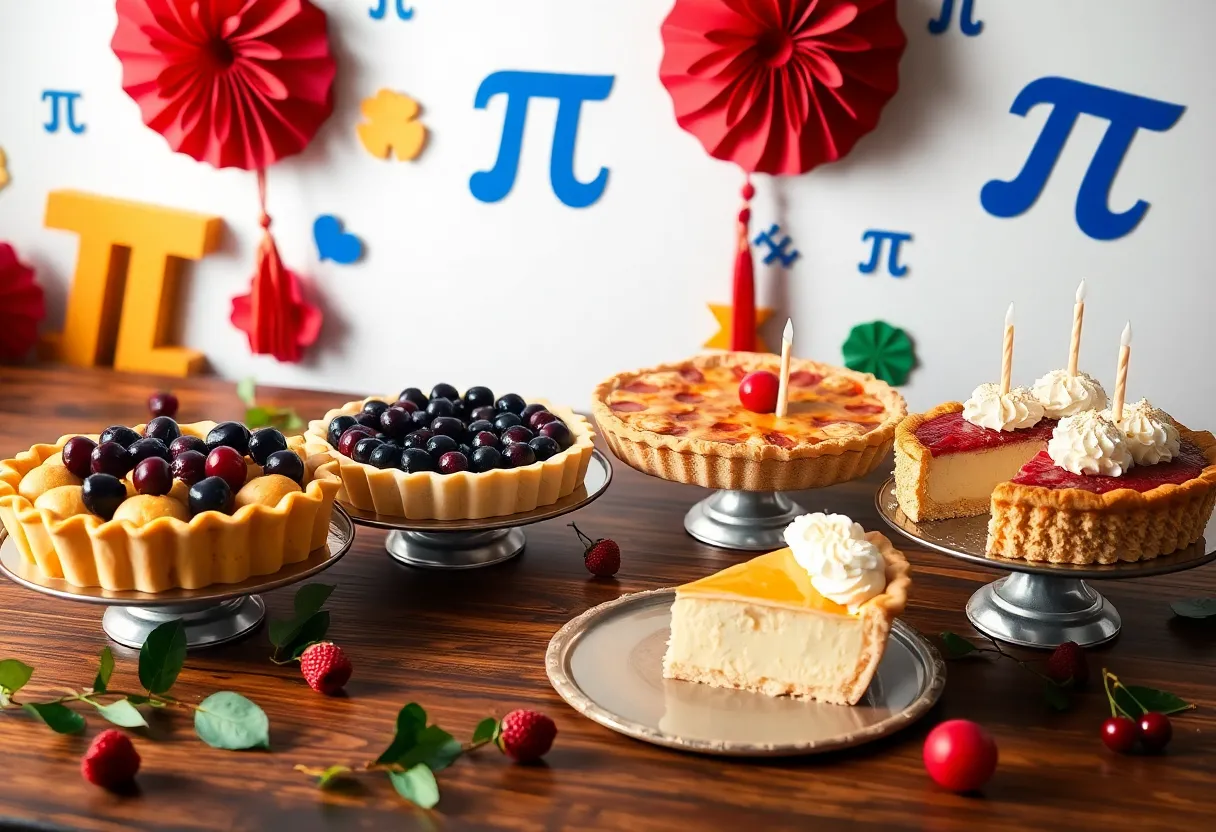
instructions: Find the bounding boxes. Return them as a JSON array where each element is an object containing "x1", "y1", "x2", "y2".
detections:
[
  {"x1": 592, "y1": 352, "x2": 906, "y2": 491},
  {"x1": 306, "y1": 398, "x2": 595, "y2": 520},
  {"x1": 0, "y1": 423, "x2": 341, "y2": 592}
]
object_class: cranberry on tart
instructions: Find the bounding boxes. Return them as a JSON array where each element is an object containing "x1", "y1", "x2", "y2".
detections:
[
  {"x1": 0, "y1": 419, "x2": 340, "y2": 592},
  {"x1": 306, "y1": 384, "x2": 595, "y2": 520}
]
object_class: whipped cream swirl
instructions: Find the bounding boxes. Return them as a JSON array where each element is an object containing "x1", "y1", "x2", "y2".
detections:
[
  {"x1": 783, "y1": 513, "x2": 887, "y2": 612},
  {"x1": 963, "y1": 383, "x2": 1045, "y2": 431},
  {"x1": 1032, "y1": 370, "x2": 1108, "y2": 418},
  {"x1": 1048, "y1": 410, "x2": 1133, "y2": 476},
  {"x1": 1104, "y1": 398, "x2": 1180, "y2": 466}
]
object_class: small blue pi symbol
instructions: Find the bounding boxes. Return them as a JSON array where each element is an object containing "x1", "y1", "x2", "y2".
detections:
[
  {"x1": 369, "y1": 0, "x2": 413, "y2": 20},
  {"x1": 928, "y1": 0, "x2": 982, "y2": 36},
  {"x1": 753, "y1": 224, "x2": 800, "y2": 268},
  {"x1": 42, "y1": 90, "x2": 85, "y2": 135},
  {"x1": 859, "y1": 230, "x2": 912, "y2": 277}
]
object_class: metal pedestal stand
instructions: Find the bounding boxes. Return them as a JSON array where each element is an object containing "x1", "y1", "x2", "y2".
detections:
[
  {"x1": 343, "y1": 450, "x2": 613, "y2": 570},
  {"x1": 684, "y1": 490, "x2": 807, "y2": 552},
  {"x1": 876, "y1": 478, "x2": 1216, "y2": 648},
  {"x1": 0, "y1": 507, "x2": 356, "y2": 649}
]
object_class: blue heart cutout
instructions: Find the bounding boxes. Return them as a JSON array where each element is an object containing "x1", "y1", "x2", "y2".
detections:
[{"x1": 313, "y1": 214, "x2": 365, "y2": 265}]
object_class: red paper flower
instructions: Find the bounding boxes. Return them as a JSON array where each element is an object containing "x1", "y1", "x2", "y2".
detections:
[
  {"x1": 0, "y1": 243, "x2": 45, "y2": 363},
  {"x1": 660, "y1": 0, "x2": 906, "y2": 175},
  {"x1": 112, "y1": 0, "x2": 337, "y2": 171}
]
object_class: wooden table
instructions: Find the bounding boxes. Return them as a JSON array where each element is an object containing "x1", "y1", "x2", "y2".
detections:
[{"x1": 0, "y1": 365, "x2": 1213, "y2": 831}]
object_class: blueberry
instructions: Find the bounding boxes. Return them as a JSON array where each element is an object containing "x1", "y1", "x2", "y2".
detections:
[
  {"x1": 501, "y1": 425, "x2": 534, "y2": 446},
  {"x1": 206, "y1": 421, "x2": 251, "y2": 455},
  {"x1": 398, "y1": 388, "x2": 428, "y2": 409},
  {"x1": 402, "y1": 428, "x2": 434, "y2": 450},
  {"x1": 410, "y1": 409, "x2": 433, "y2": 430},
  {"x1": 426, "y1": 435, "x2": 458, "y2": 456},
  {"x1": 438, "y1": 451, "x2": 468, "y2": 474},
  {"x1": 362, "y1": 400, "x2": 391, "y2": 420},
  {"x1": 171, "y1": 449, "x2": 207, "y2": 486},
  {"x1": 471, "y1": 430, "x2": 500, "y2": 451},
  {"x1": 188, "y1": 476, "x2": 234, "y2": 516},
  {"x1": 356, "y1": 412, "x2": 381, "y2": 430},
  {"x1": 380, "y1": 406, "x2": 413, "y2": 440},
  {"x1": 451, "y1": 399, "x2": 469, "y2": 421},
  {"x1": 91, "y1": 441, "x2": 132, "y2": 477},
  {"x1": 470, "y1": 446, "x2": 504, "y2": 472},
  {"x1": 145, "y1": 416, "x2": 181, "y2": 445},
  {"x1": 470, "y1": 406, "x2": 496, "y2": 423},
  {"x1": 495, "y1": 394, "x2": 527, "y2": 416},
  {"x1": 430, "y1": 416, "x2": 465, "y2": 440},
  {"x1": 425, "y1": 398, "x2": 455, "y2": 419},
  {"x1": 493, "y1": 412, "x2": 522, "y2": 432},
  {"x1": 99, "y1": 425, "x2": 141, "y2": 448},
  {"x1": 327, "y1": 415, "x2": 359, "y2": 447},
  {"x1": 369, "y1": 443, "x2": 403, "y2": 470},
  {"x1": 430, "y1": 383, "x2": 460, "y2": 401},
  {"x1": 529, "y1": 436, "x2": 561, "y2": 461},
  {"x1": 169, "y1": 435, "x2": 208, "y2": 458},
  {"x1": 399, "y1": 448, "x2": 434, "y2": 473},
  {"x1": 82, "y1": 474, "x2": 127, "y2": 520},
  {"x1": 375, "y1": 433, "x2": 391, "y2": 443},
  {"x1": 352, "y1": 437, "x2": 383, "y2": 464},
  {"x1": 467, "y1": 419, "x2": 495, "y2": 436},
  {"x1": 457, "y1": 443, "x2": 473, "y2": 458},
  {"x1": 463, "y1": 386, "x2": 495, "y2": 410},
  {"x1": 520, "y1": 403, "x2": 548, "y2": 421},
  {"x1": 502, "y1": 443, "x2": 537, "y2": 468},
  {"x1": 128, "y1": 437, "x2": 171, "y2": 467},
  {"x1": 248, "y1": 427, "x2": 288, "y2": 465},
  {"x1": 263, "y1": 449, "x2": 305, "y2": 485}
]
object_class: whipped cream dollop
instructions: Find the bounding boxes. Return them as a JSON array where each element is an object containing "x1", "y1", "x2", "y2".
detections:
[
  {"x1": 1047, "y1": 410, "x2": 1133, "y2": 476},
  {"x1": 1103, "y1": 398, "x2": 1180, "y2": 466},
  {"x1": 962, "y1": 383, "x2": 1045, "y2": 431},
  {"x1": 1032, "y1": 370, "x2": 1108, "y2": 418},
  {"x1": 783, "y1": 513, "x2": 887, "y2": 612}
]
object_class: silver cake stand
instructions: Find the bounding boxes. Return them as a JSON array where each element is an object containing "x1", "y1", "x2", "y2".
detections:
[
  {"x1": 875, "y1": 478, "x2": 1216, "y2": 648},
  {"x1": 684, "y1": 490, "x2": 808, "y2": 552},
  {"x1": 0, "y1": 507, "x2": 355, "y2": 649},
  {"x1": 341, "y1": 449, "x2": 612, "y2": 569}
]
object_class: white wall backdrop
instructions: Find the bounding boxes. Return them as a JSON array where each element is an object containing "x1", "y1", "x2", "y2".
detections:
[{"x1": 1, "y1": 0, "x2": 1213, "y2": 425}]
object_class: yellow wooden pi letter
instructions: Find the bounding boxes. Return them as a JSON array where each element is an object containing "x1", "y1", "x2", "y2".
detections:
[{"x1": 42, "y1": 190, "x2": 223, "y2": 376}]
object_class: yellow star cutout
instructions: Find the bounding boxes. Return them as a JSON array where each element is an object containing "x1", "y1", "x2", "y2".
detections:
[
  {"x1": 357, "y1": 90, "x2": 427, "y2": 161},
  {"x1": 704, "y1": 304, "x2": 774, "y2": 352}
]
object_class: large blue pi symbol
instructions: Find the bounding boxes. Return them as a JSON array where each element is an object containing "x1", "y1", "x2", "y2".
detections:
[
  {"x1": 859, "y1": 230, "x2": 911, "y2": 277},
  {"x1": 980, "y1": 77, "x2": 1185, "y2": 241},
  {"x1": 928, "y1": 0, "x2": 982, "y2": 36}
]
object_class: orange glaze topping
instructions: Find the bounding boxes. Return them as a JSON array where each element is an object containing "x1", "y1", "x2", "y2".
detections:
[{"x1": 676, "y1": 548, "x2": 852, "y2": 615}]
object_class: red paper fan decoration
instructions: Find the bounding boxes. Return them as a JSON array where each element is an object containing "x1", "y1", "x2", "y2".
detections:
[
  {"x1": 660, "y1": 0, "x2": 906, "y2": 176},
  {"x1": 112, "y1": 0, "x2": 337, "y2": 171},
  {"x1": 0, "y1": 243, "x2": 46, "y2": 363}
]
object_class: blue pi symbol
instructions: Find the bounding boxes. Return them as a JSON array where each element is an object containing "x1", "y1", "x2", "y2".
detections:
[
  {"x1": 859, "y1": 230, "x2": 912, "y2": 277},
  {"x1": 753, "y1": 224, "x2": 800, "y2": 268},
  {"x1": 313, "y1": 215, "x2": 365, "y2": 265},
  {"x1": 42, "y1": 90, "x2": 85, "y2": 134},
  {"x1": 370, "y1": 0, "x2": 413, "y2": 20},
  {"x1": 928, "y1": 0, "x2": 982, "y2": 36}
]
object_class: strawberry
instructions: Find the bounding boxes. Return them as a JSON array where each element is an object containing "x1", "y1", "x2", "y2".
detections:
[
  {"x1": 1046, "y1": 641, "x2": 1088, "y2": 686},
  {"x1": 300, "y1": 642, "x2": 353, "y2": 695},
  {"x1": 496, "y1": 709, "x2": 557, "y2": 762},
  {"x1": 81, "y1": 729, "x2": 141, "y2": 790},
  {"x1": 570, "y1": 523, "x2": 620, "y2": 577}
]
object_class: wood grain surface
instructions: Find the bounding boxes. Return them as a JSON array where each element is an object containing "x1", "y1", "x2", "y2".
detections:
[{"x1": 0, "y1": 365, "x2": 1213, "y2": 832}]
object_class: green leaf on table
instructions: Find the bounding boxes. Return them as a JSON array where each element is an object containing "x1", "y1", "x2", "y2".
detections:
[
  {"x1": 1043, "y1": 681, "x2": 1071, "y2": 712},
  {"x1": 92, "y1": 699, "x2": 148, "y2": 729},
  {"x1": 376, "y1": 703, "x2": 428, "y2": 765},
  {"x1": 1114, "y1": 685, "x2": 1194, "y2": 717},
  {"x1": 237, "y1": 377, "x2": 257, "y2": 409},
  {"x1": 388, "y1": 764, "x2": 440, "y2": 810},
  {"x1": 312, "y1": 765, "x2": 353, "y2": 789},
  {"x1": 139, "y1": 619, "x2": 187, "y2": 695},
  {"x1": 92, "y1": 647, "x2": 114, "y2": 694},
  {"x1": 287, "y1": 613, "x2": 332, "y2": 659},
  {"x1": 194, "y1": 692, "x2": 270, "y2": 750},
  {"x1": 293, "y1": 583, "x2": 335, "y2": 620},
  {"x1": 472, "y1": 717, "x2": 498, "y2": 745},
  {"x1": 0, "y1": 659, "x2": 34, "y2": 696},
  {"x1": 939, "y1": 632, "x2": 978, "y2": 658},
  {"x1": 1170, "y1": 598, "x2": 1216, "y2": 619},
  {"x1": 22, "y1": 702, "x2": 85, "y2": 734},
  {"x1": 397, "y1": 725, "x2": 462, "y2": 773}
]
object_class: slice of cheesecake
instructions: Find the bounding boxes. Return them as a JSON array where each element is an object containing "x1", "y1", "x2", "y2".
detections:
[
  {"x1": 662, "y1": 535, "x2": 910, "y2": 706},
  {"x1": 894, "y1": 403, "x2": 1056, "y2": 522}
]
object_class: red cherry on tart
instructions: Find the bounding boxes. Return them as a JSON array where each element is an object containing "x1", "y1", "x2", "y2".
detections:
[
  {"x1": 205, "y1": 446, "x2": 247, "y2": 494},
  {"x1": 337, "y1": 426, "x2": 375, "y2": 457},
  {"x1": 170, "y1": 450, "x2": 207, "y2": 486},
  {"x1": 738, "y1": 370, "x2": 780, "y2": 414},
  {"x1": 132, "y1": 457, "x2": 173, "y2": 496}
]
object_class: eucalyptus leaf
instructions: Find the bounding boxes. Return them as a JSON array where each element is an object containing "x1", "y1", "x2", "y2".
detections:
[
  {"x1": 396, "y1": 725, "x2": 462, "y2": 773},
  {"x1": 1114, "y1": 685, "x2": 1193, "y2": 717},
  {"x1": 237, "y1": 377, "x2": 257, "y2": 408},
  {"x1": 0, "y1": 659, "x2": 34, "y2": 695},
  {"x1": 194, "y1": 692, "x2": 270, "y2": 750},
  {"x1": 92, "y1": 699, "x2": 148, "y2": 728},
  {"x1": 939, "y1": 632, "x2": 978, "y2": 658},
  {"x1": 388, "y1": 764, "x2": 440, "y2": 809},
  {"x1": 93, "y1": 647, "x2": 114, "y2": 694},
  {"x1": 22, "y1": 702, "x2": 85, "y2": 734},
  {"x1": 472, "y1": 717, "x2": 498, "y2": 745},
  {"x1": 1170, "y1": 598, "x2": 1216, "y2": 619},
  {"x1": 376, "y1": 703, "x2": 428, "y2": 765},
  {"x1": 1042, "y1": 681, "x2": 1070, "y2": 712},
  {"x1": 139, "y1": 619, "x2": 187, "y2": 695}
]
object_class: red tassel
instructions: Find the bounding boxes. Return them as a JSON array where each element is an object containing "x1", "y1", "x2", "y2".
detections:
[
  {"x1": 730, "y1": 178, "x2": 756, "y2": 352},
  {"x1": 230, "y1": 169, "x2": 323, "y2": 363}
]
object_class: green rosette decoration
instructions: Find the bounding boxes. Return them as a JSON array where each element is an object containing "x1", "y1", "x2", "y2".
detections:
[{"x1": 842, "y1": 321, "x2": 916, "y2": 386}]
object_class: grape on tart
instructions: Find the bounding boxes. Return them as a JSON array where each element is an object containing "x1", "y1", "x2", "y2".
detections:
[
  {"x1": 306, "y1": 385, "x2": 595, "y2": 520},
  {"x1": 0, "y1": 419, "x2": 341, "y2": 592},
  {"x1": 592, "y1": 353, "x2": 906, "y2": 491}
]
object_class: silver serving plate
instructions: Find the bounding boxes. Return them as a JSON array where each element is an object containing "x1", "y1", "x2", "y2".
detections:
[{"x1": 547, "y1": 588, "x2": 945, "y2": 757}]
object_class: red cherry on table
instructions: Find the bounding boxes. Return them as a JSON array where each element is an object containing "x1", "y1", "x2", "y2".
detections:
[
  {"x1": 922, "y1": 719, "x2": 998, "y2": 793},
  {"x1": 1137, "y1": 712, "x2": 1172, "y2": 752},
  {"x1": 738, "y1": 370, "x2": 780, "y2": 414},
  {"x1": 148, "y1": 391, "x2": 179, "y2": 419},
  {"x1": 1101, "y1": 716, "x2": 1138, "y2": 753},
  {"x1": 205, "y1": 446, "x2": 247, "y2": 494}
]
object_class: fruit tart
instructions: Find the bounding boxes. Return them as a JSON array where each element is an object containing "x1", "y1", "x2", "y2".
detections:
[
  {"x1": 306, "y1": 384, "x2": 595, "y2": 520},
  {"x1": 0, "y1": 418, "x2": 341, "y2": 592},
  {"x1": 592, "y1": 353, "x2": 906, "y2": 491}
]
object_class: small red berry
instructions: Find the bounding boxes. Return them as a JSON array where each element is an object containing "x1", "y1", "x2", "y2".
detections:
[
  {"x1": 147, "y1": 391, "x2": 179, "y2": 419},
  {"x1": 81, "y1": 729, "x2": 141, "y2": 790},
  {"x1": 496, "y1": 709, "x2": 557, "y2": 762},
  {"x1": 738, "y1": 370, "x2": 780, "y2": 414},
  {"x1": 205, "y1": 446, "x2": 247, "y2": 494},
  {"x1": 1045, "y1": 641, "x2": 1088, "y2": 687},
  {"x1": 299, "y1": 642, "x2": 352, "y2": 695},
  {"x1": 1137, "y1": 712, "x2": 1172, "y2": 752},
  {"x1": 922, "y1": 720, "x2": 998, "y2": 793},
  {"x1": 570, "y1": 523, "x2": 620, "y2": 577},
  {"x1": 1101, "y1": 716, "x2": 1138, "y2": 754}
]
